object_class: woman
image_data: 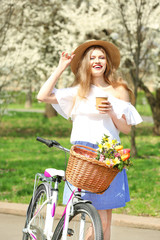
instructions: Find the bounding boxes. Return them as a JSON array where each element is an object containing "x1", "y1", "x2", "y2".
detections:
[{"x1": 37, "y1": 40, "x2": 142, "y2": 240}]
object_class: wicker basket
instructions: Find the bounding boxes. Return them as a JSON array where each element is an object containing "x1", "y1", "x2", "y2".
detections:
[{"x1": 66, "y1": 145, "x2": 119, "y2": 194}]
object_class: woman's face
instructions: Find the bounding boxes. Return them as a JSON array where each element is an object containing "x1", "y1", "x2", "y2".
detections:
[{"x1": 89, "y1": 48, "x2": 107, "y2": 77}]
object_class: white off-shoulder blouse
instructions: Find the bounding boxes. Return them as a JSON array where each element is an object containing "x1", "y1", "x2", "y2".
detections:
[{"x1": 52, "y1": 85, "x2": 142, "y2": 144}]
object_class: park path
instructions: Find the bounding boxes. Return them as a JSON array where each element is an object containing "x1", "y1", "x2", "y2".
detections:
[{"x1": 0, "y1": 213, "x2": 160, "y2": 240}]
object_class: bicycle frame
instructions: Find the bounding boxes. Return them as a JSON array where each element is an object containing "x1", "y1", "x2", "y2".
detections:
[
  {"x1": 62, "y1": 189, "x2": 76, "y2": 240},
  {"x1": 24, "y1": 137, "x2": 94, "y2": 240}
]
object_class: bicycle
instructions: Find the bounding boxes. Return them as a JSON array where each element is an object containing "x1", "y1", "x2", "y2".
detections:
[{"x1": 22, "y1": 137, "x2": 103, "y2": 240}]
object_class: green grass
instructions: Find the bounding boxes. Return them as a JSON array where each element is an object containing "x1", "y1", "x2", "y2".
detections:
[
  {"x1": 0, "y1": 109, "x2": 160, "y2": 217},
  {"x1": 0, "y1": 111, "x2": 72, "y2": 137},
  {"x1": 8, "y1": 102, "x2": 46, "y2": 110},
  {"x1": 126, "y1": 157, "x2": 160, "y2": 217},
  {"x1": 0, "y1": 136, "x2": 71, "y2": 204},
  {"x1": 114, "y1": 123, "x2": 160, "y2": 217},
  {"x1": 0, "y1": 112, "x2": 72, "y2": 205}
]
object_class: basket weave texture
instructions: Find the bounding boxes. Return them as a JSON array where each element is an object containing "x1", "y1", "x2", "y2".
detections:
[{"x1": 66, "y1": 145, "x2": 119, "y2": 194}]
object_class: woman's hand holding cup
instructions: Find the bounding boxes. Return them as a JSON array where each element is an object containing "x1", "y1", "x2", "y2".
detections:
[{"x1": 96, "y1": 97, "x2": 113, "y2": 114}]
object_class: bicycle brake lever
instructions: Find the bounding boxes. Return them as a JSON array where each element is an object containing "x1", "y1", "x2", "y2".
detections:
[{"x1": 51, "y1": 140, "x2": 61, "y2": 146}]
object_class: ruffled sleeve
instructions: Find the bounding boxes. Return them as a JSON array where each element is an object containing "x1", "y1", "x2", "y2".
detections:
[
  {"x1": 51, "y1": 86, "x2": 78, "y2": 119},
  {"x1": 108, "y1": 95, "x2": 143, "y2": 125}
]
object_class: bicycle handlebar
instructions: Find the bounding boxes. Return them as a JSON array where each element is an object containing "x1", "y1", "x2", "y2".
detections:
[
  {"x1": 36, "y1": 137, "x2": 70, "y2": 153},
  {"x1": 37, "y1": 137, "x2": 60, "y2": 147}
]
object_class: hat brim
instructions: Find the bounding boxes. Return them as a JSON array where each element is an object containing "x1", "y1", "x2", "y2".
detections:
[{"x1": 70, "y1": 40, "x2": 120, "y2": 75}]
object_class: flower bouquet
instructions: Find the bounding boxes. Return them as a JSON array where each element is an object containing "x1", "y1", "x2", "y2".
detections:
[{"x1": 96, "y1": 135, "x2": 132, "y2": 171}]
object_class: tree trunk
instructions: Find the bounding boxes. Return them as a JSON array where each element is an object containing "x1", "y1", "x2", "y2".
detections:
[
  {"x1": 153, "y1": 113, "x2": 160, "y2": 135},
  {"x1": 131, "y1": 126, "x2": 137, "y2": 157},
  {"x1": 153, "y1": 88, "x2": 160, "y2": 135},
  {"x1": 25, "y1": 85, "x2": 32, "y2": 109},
  {"x1": 44, "y1": 103, "x2": 57, "y2": 118},
  {"x1": 125, "y1": 62, "x2": 139, "y2": 156},
  {"x1": 139, "y1": 81, "x2": 160, "y2": 135}
]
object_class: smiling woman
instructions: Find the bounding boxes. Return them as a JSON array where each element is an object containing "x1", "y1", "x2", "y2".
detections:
[{"x1": 37, "y1": 39, "x2": 142, "y2": 240}]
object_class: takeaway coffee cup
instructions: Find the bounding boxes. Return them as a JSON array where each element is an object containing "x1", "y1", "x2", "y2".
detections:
[{"x1": 96, "y1": 97, "x2": 108, "y2": 110}]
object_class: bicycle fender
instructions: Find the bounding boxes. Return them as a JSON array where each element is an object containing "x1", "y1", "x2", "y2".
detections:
[
  {"x1": 36, "y1": 183, "x2": 51, "y2": 198},
  {"x1": 26, "y1": 183, "x2": 51, "y2": 220}
]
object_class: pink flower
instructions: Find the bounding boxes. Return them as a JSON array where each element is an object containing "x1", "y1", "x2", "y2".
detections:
[
  {"x1": 114, "y1": 152, "x2": 121, "y2": 158},
  {"x1": 99, "y1": 154, "x2": 105, "y2": 162}
]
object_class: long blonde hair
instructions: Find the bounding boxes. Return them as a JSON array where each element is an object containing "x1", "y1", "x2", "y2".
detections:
[{"x1": 72, "y1": 46, "x2": 135, "y2": 104}]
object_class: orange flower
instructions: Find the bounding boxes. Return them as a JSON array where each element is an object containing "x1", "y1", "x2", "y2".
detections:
[
  {"x1": 121, "y1": 153, "x2": 130, "y2": 161},
  {"x1": 115, "y1": 145, "x2": 123, "y2": 151}
]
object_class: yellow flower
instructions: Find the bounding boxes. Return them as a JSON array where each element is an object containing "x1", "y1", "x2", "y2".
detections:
[
  {"x1": 98, "y1": 144, "x2": 103, "y2": 151},
  {"x1": 103, "y1": 136, "x2": 108, "y2": 142},
  {"x1": 104, "y1": 158, "x2": 111, "y2": 167},
  {"x1": 113, "y1": 157, "x2": 120, "y2": 165},
  {"x1": 112, "y1": 139, "x2": 117, "y2": 145},
  {"x1": 103, "y1": 142, "x2": 111, "y2": 150}
]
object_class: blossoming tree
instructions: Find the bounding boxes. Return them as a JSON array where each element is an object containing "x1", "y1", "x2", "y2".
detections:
[
  {"x1": 106, "y1": 0, "x2": 160, "y2": 137},
  {"x1": 0, "y1": 0, "x2": 72, "y2": 116}
]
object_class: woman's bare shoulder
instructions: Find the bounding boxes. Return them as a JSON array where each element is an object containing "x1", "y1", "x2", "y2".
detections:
[{"x1": 114, "y1": 85, "x2": 130, "y2": 102}]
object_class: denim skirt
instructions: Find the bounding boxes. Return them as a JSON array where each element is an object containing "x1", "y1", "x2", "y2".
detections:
[{"x1": 63, "y1": 141, "x2": 130, "y2": 210}]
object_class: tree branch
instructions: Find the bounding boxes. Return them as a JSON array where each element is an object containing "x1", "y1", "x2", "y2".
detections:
[
  {"x1": 117, "y1": 0, "x2": 134, "y2": 60},
  {"x1": 0, "y1": 3, "x2": 14, "y2": 50}
]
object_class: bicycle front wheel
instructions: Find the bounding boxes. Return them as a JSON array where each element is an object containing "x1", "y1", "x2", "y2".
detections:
[
  {"x1": 22, "y1": 183, "x2": 50, "y2": 240},
  {"x1": 52, "y1": 202, "x2": 103, "y2": 240}
]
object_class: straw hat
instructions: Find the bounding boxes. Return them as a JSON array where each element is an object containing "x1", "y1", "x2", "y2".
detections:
[{"x1": 70, "y1": 40, "x2": 120, "y2": 75}]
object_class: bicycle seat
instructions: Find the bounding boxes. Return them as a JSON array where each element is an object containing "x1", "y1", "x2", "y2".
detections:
[{"x1": 44, "y1": 168, "x2": 65, "y2": 178}]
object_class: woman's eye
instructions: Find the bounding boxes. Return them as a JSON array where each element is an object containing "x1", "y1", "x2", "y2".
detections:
[{"x1": 90, "y1": 56, "x2": 105, "y2": 60}]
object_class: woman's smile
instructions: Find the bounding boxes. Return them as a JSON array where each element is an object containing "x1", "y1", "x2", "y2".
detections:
[{"x1": 93, "y1": 64, "x2": 103, "y2": 69}]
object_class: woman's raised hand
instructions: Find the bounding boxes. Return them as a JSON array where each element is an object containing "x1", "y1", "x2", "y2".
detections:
[{"x1": 58, "y1": 51, "x2": 75, "y2": 71}]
